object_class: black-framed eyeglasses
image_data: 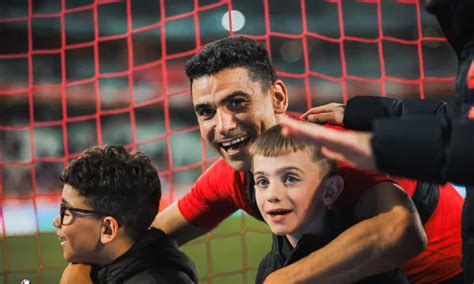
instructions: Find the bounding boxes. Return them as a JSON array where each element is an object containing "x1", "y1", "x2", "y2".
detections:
[{"x1": 60, "y1": 203, "x2": 112, "y2": 226}]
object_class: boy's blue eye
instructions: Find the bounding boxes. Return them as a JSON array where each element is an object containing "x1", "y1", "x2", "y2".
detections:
[
  {"x1": 255, "y1": 178, "x2": 269, "y2": 187},
  {"x1": 284, "y1": 175, "x2": 299, "y2": 184}
]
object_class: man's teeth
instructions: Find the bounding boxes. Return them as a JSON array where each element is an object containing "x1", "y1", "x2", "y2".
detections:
[{"x1": 221, "y1": 135, "x2": 249, "y2": 147}]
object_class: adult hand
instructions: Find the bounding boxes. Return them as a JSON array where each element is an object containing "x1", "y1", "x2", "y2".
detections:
[
  {"x1": 301, "y1": 103, "x2": 345, "y2": 125},
  {"x1": 280, "y1": 117, "x2": 376, "y2": 169}
]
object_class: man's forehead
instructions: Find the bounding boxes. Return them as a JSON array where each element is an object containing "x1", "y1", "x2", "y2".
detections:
[
  {"x1": 191, "y1": 75, "x2": 262, "y2": 105},
  {"x1": 192, "y1": 67, "x2": 260, "y2": 89}
]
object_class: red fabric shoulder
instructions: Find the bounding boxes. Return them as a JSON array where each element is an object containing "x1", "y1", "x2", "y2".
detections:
[
  {"x1": 177, "y1": 158, "x2": 253, "y2": 228},
  {"x1": 334, "y1": 162, "x2": 393, "y2": 209},
  {"x1": 401, "y1": 182, "x2": 463, "y2": 282},
  {"x1": 390, "y1": 177, "x2": 418, "y2": 197}
]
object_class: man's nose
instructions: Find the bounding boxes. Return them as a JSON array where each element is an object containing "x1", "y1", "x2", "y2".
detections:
[{"x1": 215, "y1": 110, "x2": 237, "y2": 136}]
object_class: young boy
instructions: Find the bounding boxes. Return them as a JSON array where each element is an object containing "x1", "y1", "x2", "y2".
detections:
[
  {"x1": 53, "y1": 145, "x2": 197, "y2": 283},
  {"x1": 250, "y1": 125, "x2": 415, "y2": 283}
]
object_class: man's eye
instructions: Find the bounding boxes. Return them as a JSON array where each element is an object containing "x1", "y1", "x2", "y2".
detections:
[
  {"x1": 198, "y1": 109, "x2": 215, "y2": 118},
  {"x1": 228, "y1": 99, "x2": 245, "y2": 110}
]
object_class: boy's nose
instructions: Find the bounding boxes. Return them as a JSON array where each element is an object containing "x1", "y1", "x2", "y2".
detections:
[{"x1": 52, "y1": 215, "x2": 61, "y2": 228}]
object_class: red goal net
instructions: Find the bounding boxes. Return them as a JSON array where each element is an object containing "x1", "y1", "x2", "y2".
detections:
[{"x1": 0, "y1": 0, "x2": 457, "y2": 283}]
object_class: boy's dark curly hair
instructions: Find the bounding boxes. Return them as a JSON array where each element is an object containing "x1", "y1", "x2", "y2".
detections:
[
  {"x1": 60, "y1": 145, "x2": 161, "y2": 241},
  {"x1": 185, "y1": 36, "x2": 277, "y2": 90}
]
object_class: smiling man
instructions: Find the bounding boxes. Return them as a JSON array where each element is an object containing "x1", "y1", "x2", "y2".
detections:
[
  {"x1": 153, "y1": 37, "x2": 427, "y2": 283},
  {"x1": 55, "y1": 145, "x2": 196, "y2": 283}
]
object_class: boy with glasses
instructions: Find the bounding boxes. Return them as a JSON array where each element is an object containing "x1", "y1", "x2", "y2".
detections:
[{"x1": 53, "y1": 145, "x2": 197, "y2": 283}]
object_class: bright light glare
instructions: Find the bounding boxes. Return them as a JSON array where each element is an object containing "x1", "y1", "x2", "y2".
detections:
[{"x1": 221, "y1": 10, "x2": 246, "y2": 32}]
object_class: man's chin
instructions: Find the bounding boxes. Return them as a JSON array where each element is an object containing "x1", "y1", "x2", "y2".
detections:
[{"x1": 224, "y1": 157, "x2": 250, "y2": 172}]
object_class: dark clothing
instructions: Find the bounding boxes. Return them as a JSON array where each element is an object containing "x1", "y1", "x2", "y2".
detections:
[
  {"x1": 90, "y1": 228, "x2": 197, "y2": 284},
  {"x1": 344, "y1": 95, "x2": 474, "y2": 282},
  {"x1": 434, "y1": 4, "x2": 474, "y2": 281},
  {"x1": 256, "y1": 233, "x2": 408, "y2": 284},
  {"x1": 345, "y1": 95, "x2": 474, "y2": 283},
  {"x1": 344, "y1": 96, "x2": 474, "y2": 185}
]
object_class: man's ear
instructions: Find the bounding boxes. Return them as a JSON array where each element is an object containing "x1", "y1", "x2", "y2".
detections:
[
  {"x1": 271, "y1": 80, "x2": 288, "y2": 114},
  {"x1": 100, "y1": 216, "x2": 120, "y2": 244},
  {"x1": 322, "y1": 175, "x2": 344, "y2": 208}
]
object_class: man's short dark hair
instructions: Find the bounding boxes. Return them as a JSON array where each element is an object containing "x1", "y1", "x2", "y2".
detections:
[
  {"x1": 60, "y1": 145, "x2": 161, "y2": 241},
  {"x1": 185, "y1": 36, "x2": 277, "y2": 90}
]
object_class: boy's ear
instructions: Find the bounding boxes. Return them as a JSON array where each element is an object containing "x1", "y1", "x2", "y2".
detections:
[
  {"x1": 322, "y1": 175, "x2": 344, "y2": 208},
  {"x1": 271, "y1": 80, "x2": 288, "y2": 114},
  {"x1": 100, "y1": 216, "x2": 120, "y2": 244}
]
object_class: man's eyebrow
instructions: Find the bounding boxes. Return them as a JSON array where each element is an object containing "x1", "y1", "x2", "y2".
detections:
[
  {"x1": 193, "y1": 103, "x2": 210, "y2": 113},
  {"x1": 194, "y1": 91, "x2": 251, "y2": 113},
  {"x1": 220, "y1": 91, "x2": 251, "y2": 105},
  {"x1": 61, "y1": 199, "x2": 70, "y2": 206}
]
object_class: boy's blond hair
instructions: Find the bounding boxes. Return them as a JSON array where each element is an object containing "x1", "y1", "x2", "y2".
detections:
[{"x1": 250, "y1": 124, "x2": 336, "y2": 177}]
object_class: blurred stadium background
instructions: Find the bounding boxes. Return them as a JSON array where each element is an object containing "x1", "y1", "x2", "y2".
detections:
[{"x1": 0, "y1": 0, "x2": 459, "y2": 283}]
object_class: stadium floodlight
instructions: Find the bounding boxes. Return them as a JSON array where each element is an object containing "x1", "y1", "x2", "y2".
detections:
[{"x1": 221, "y1": 10, "x2": 246, "y2": 32}]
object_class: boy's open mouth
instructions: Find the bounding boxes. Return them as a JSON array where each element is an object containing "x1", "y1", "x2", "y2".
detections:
[{"x1": 268, "y1": 209, "x2": 292, "y2": 216}]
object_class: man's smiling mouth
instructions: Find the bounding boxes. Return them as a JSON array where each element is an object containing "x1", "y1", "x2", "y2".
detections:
[{"x1": 220, "y1": 135, "x2": 250, "y2": 153}]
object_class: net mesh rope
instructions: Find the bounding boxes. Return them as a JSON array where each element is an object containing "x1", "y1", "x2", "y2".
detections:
[{"x1": 0, "y1": 0, "x2": 455, "y2": 283}]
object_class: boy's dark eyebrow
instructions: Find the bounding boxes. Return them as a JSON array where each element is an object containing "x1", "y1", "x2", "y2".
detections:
[
  {"x1": 253, "y1": 166, "x2": 304, "y2": 177},
  {"x1": 61, "y1": 199, "x2": 71, "y2": 206},
  {"x1": 253, "y1": 171, "x2": 266, "y2": 177},
  {"x1": 276, "y1": 166, "x2": 304, "y2": 175}
]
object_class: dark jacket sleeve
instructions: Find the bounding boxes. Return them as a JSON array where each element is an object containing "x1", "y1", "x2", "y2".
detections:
[
  {"x1": 343, "y1": 96, "x2": 452, "y2": 131},
  {"x1": 343, "y1": 96, "x2": 474, "y2": 185},
  {"x1": 371, "y1": 116, "x2": 474, "y2": 185}
]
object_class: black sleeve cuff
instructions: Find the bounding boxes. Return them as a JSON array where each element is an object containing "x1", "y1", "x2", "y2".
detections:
[
  {"x1": 444, "y1": 120, "x2": 474, "y2": 185},
  {"x1": 371, "y1": 117, "x2": 448, "y2": 183},
  {"x1": 344, "y1": 96, "x2": 400, "y2": 131},
  {"x1": 344, "y1": 96, "x2": 450, "y2": 131}
]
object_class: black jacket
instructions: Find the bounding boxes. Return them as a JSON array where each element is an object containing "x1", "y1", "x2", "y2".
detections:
[
  {"x1": 344, "y1": 96, "x2": 474, "y2": 186},
  {"x1": 90, "y1": 228, "x2": 197, "y2": 284},
  {"x1": 256, "y1": 233, "x2": 408, "y2": 284}
]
